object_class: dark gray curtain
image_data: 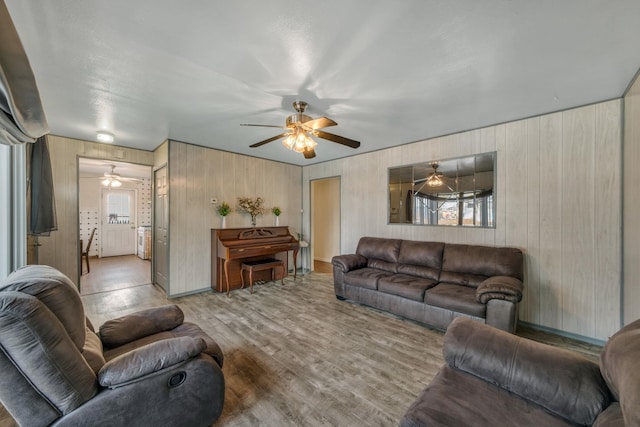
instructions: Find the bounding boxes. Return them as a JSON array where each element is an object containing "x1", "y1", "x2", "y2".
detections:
[{"x1": 28, "y1": 136, "x2": 57, "y2": 235}]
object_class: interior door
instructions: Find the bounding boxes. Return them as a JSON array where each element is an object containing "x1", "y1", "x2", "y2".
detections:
[
  {"x1": 154, "y1": 166, "x2": 168, "y2": 290},
  {"x1": 101, "y1": 189, "x2": 137, "y2": 257}
]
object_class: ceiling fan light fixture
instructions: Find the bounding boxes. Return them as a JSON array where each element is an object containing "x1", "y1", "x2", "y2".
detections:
[
  {"x1": 102, "y1": 177, "x2": 122, "y2": 187},
  {"x1": 97, "y1": 131, "x2": 114, "y2": 143},
  {"x1": 426, "y1": 175, "x2": 443, "y2": 187},
  {"x1": 426, "y1": 162, "x2": 444, "y2": 187},
  {"x1": 282, "y1": 129, "x2": 317, "y2": 154}
]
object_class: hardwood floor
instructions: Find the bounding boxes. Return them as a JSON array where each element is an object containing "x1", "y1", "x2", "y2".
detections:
[
  {"x1": 80, "y1": 254, "x2": 151, "y2": 295},
  {"x1": 313, "y1": 260, "x2": 333, "y2": 273},
  {"x1": 1, "y1": 270, "x2": 603, "y2": 426}
]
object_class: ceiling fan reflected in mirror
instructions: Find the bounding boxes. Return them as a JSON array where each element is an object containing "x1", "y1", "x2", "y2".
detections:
[
  {"x1": 241, "y1": 101, "x2": 360, "y2": 159},
  {"x1": 414, "y1": 162, "x2": 447, "y2": 188},
  {"x1": 101, "y1": 165, "x2": 143, "y2": 188}
]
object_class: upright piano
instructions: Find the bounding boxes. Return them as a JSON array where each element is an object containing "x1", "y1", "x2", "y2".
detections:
[{"x1": 211, "y1": 226, "x2": 300, "y2": 293}]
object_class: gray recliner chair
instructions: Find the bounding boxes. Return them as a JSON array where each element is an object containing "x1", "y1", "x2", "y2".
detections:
[
  {"x1": 401, "y1": 317, "x2": 640, "y2": 426},
  {"x1": 0, "y1": 265, "x2": 225, "y2": 427}
]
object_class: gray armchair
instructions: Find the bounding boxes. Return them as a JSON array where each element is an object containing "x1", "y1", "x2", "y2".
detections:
[
  {"x1": 401, "y1": 317, "x2": 640, "y2": 426},
  {"x1": 0, "y1": 265, "x2": 225, "y2": 427}
]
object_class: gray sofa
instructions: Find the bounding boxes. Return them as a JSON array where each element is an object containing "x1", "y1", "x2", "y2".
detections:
[
  {"x1": 401, "y1": 317, "x2": 640, "y2": 426},
  {"x1": 0, "y1": 265, "x2": 225, "y2": 427},
  {"x1": 332, "y1": 237, "x2": 524, "y2": 333}
]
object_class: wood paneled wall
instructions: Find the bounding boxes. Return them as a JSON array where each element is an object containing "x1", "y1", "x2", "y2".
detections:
[
  {"x1": 39, "y1": 135, "x2": 154, "y2": 283},
  {"x1": 166, "y1": 140, "x2": 302, "y2": 296},
  {"x1": 303, "y1": 100, "x2": 622, "y2": 341},
  {"x1": 624, "y1": 74, "x2": 640, "y2": 325}
]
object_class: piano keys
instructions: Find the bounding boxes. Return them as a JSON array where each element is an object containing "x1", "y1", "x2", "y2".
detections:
[{"x1": 211, "y1": 226, "x2": 300, "y2": 293}]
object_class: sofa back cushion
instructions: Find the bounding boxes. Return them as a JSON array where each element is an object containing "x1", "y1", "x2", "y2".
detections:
[
  {"x1": 356, "y1": 237, "x2": 402, "y2": 272},
  {"x1": 397, "y1": 240, "x2": 444, "y2": 280},
  {"x1": 600, "y1": 318, "x2": 640, "y2": 426},
  {"x1": 0, "y1": 291, "x2": 98, "y2": 419},
  {"x1": 0, "y1": 265, "x2": 86, "y2": 350},
  {"x1": 441, "y1": 244, "x2": 523, "y2": 287}
]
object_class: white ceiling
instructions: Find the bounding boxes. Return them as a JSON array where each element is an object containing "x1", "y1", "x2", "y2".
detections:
[
  {"x1": 6, "y1": 1, "x2": 640, "y2": 165},
  {"x1": 78, "y1": 158, "x2": 151, "y2": 179}
]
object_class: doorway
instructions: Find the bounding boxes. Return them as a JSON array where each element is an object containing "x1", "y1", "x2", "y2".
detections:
[
  {"x1": 78, "y1": 158, "x2": 152, "y2": 295},
  {"x1": 101, "y1": 188, "x2": 136, "y2": 257},
  {"x1": 153, "y1": 165, "x2": 169, "y2": 291},
  {"x1": 310, "y1": 177, "x2": 340, "y2": 273}
]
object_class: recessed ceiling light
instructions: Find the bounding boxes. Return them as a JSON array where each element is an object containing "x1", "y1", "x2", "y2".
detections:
[{"x1": 96, "y1": 131, "x2": 114, "y2": 143}]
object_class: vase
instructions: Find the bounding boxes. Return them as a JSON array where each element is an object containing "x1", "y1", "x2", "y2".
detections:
[
  {"x1": 221, "y1": 216, "x2": 226, "y2": 229},
  {"x1": 275, "y1": 216, "x2": 280, "y2": 226},
  {"x1": 251, "y1": 216, "x2": 257, "y2": 227}
]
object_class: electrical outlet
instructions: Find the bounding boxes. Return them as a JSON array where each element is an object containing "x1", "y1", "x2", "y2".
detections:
[{"x1": 210, "y1": 198, "x2": 218, "y2": 204}]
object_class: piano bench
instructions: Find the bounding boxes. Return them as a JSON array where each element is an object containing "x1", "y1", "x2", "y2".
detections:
[{"x1": 240, "y1": 258, "x2": 285, "y2": 294}]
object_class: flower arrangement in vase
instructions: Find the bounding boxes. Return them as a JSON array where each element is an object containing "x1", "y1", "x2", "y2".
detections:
[
  {"x1": 272, "y1": 207, "x2": 281, "y2": 226},
  {"x1": 238, "y1": 197, "x2": 265, "y2": 226},
  {"x1": 216, "y1": 202, "x2": 231, "y2": 228}
]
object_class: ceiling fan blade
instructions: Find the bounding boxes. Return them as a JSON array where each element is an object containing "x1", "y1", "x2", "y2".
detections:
[
  {"x1": 303, "y1": 148, "x2": 316, "y2": 159},
  {"x1": 240, "y1": 124, "x2": 287, "y2": 129},
  {"x1": 302, "y1": 117, "x2": 337, "y2": 130},
  {"x1": 314, "y1": 130, "x2": 360, "y2": 149},
  {"x1": 249, "y1": 132, "x2": 291, "y2": 148}
]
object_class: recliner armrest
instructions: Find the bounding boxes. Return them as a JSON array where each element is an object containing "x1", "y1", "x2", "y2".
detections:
[
  {"x1": 476, "y1": 275, "x2": 523, "y2": 303},
  {"x1": 444, "y1": 318, "x2": 611, "y2": 426},
  {"x1": 99, "y1": 305, "x2": 184, "y2": 348},
  {"x1": 331, "y1": 254, "x2": 367, "y2": 273},
  {"x1": 98, "y1": 336, "x2": 206, "y2": 388}
]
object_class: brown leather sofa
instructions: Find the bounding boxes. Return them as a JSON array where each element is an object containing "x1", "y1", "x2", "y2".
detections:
[
  {"x1": 401, "y1": 317, "x2": 640, "y2": 426},
  {"x1": 0, "y1": 265, "x2": 225, "y2": 427},
  {"x1": 331, "y1": 237, "x2": 524, "y2": 332}
]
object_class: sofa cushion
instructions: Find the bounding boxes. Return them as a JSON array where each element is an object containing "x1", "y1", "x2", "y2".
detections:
[
  {"x1": 343, "y1": 268, "x2": 393, "y2": 290},
  {"x1": 0, "y1": 291, "x2": 97, "y2": 415},
  {"x1": 367, "y1": 259, "x2": 398, "y2": 273},
  {"x1": 102, "y1": 322, "x2": 225, "y2": 368},
  {"x1": 378, "y1": 274, "x2": 438, "y2": 302},
  {"x1": 397, "y1": 264, "x2": 440, "y2": 281},
  {"x1": 442, "y1": 244, "x2": 523, "y2": 282},
  {"x1": 425, "y1": 284, "x2": 486, "y2": 318},
  {"x1": 99, "y1": 305, "x2": 184, "y2": 348},
  {"x1": 400, "y1": 366, "x2": 577, "y2": 427},
  {"x1": 83, "y1": 326, "x2": 106, "y2": 374},
  {"x1": 438, "y1": 271, "x2": 488, "y2": 288},
  {"x1": 398, "y1": 240, "x2": 444, "y2": 271},
  {"x1": 1, "y1": 265, "x2": 86, "y2": 351},
  {"x1": 599, "y1": 318, "x2": 640, "y2": 426},
  {"x1": 356, "y1": 237, "x2": 402, "y2": 263}
]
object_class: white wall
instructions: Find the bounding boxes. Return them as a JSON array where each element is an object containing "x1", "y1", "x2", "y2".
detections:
[
  {"x1": 166, "y1": 140, "x2": 302, "y2": 296},
  {"x1": 624, "y1": 72, "x2": 640, "y2": 325},
  {"x1": 303, "y1": 100, "x2": 622, "y2": 341}
]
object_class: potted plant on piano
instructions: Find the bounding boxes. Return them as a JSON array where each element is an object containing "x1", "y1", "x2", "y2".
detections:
[
  {"x1": 238, "y1": 197, "x2": 265, "y2": 227},
  {"x1": 272, "y1": 206, "x2": 282, "y2": 226},
  {"x1": 217, "y1": 202, "x2": 231, "y2": 228}
]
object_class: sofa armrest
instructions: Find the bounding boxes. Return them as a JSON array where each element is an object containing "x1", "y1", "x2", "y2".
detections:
[
  {"x1": 331, "y1": 254, "x2": 367, "y2": 273},
  {"x1": 98, "y1": 336, "x2": 206, "y2": 388},
  {"x1": 99, "y1": 305, "x2": 184, "y2": 348},
  {"x1": 443, "y1": 317, "x2": 611, "y2": 426},
  {"x1": 476, "y1": 276, "x2": 523, "y2": 304}
]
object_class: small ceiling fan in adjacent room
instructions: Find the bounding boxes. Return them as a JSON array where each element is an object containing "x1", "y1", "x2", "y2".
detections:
[
  {"x1": 241, "y1": 101, "x2": 360, "y2": 159},
  {"x1": 100, "y1": 165, "x2": 143, "y2": 188}
]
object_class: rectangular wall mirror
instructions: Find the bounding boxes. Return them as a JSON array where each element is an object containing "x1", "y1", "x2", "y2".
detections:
[{"x1": 388, "y1": 152, "x2": 496, "y2": 227}]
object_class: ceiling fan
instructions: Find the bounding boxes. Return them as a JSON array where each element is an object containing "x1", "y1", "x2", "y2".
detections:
[
  {"x1": 414, "y1": 162, "x2": 447, "y2": 188},
  {"x1": 100, "y1": 165, "x2": 143, "y2": 188},
  {"x1": 241, "y1": 101, "x2": 360, "y2": 159}
]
